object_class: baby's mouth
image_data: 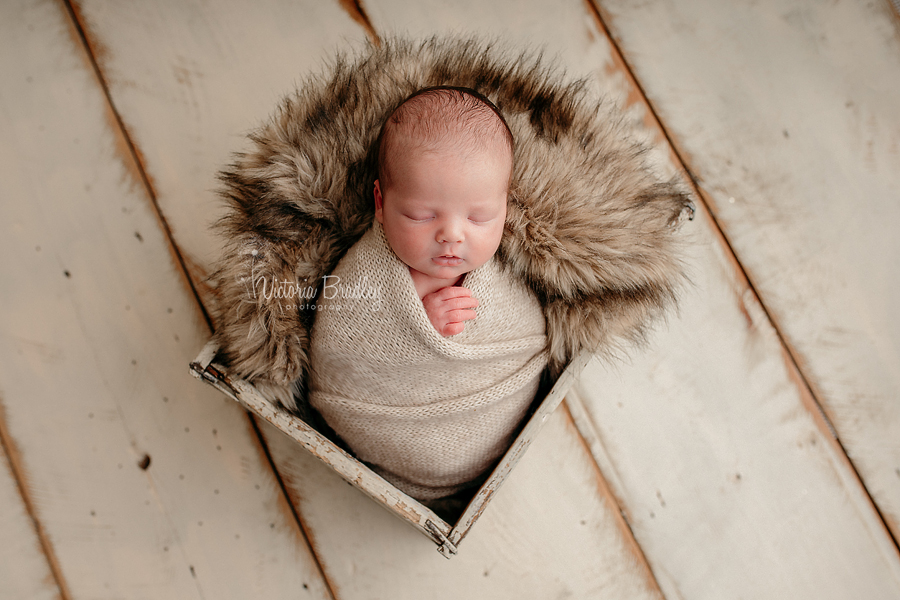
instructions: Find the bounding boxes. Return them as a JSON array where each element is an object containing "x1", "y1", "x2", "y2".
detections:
[{"x1": 432, "y1": 255, "x2": 463, "y2": 266}]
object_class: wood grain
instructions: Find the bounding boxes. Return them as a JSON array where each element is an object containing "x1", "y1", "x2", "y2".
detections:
[
  {"x1": 0, "y1": 0, "x2": 332, "y2": 596},
  {"x1": 594, "y1": 0, "x2": 900, "y2": 541},
  {"x1": 8, "y1": 0, "x2": 894, "y2": 597}
]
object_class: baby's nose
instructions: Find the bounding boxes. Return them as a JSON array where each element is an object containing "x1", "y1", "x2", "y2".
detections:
[{"x1": 437, "y1": 221, "x2": 464, "y2": 243}]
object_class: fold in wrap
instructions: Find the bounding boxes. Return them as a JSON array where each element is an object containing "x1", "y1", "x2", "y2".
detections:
[{"x1": 309, "y1": 222, "x2": 548, "y2": 500}]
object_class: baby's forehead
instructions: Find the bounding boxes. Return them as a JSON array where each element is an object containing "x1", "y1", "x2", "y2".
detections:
[
  {"x1": 387, "y1": 138, "x2": 512, "y2": 186},
  {"x1": 386, "y1": 114, "x2": 514, "y2": 171}
]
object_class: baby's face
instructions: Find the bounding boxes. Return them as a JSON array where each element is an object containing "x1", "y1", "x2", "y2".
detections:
[{"x1": 375, "y1": 147, "x2": 509, "y2": 287}]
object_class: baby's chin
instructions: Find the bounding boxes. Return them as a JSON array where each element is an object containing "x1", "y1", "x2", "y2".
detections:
[
  {"x1": 409, "y1": 265, "x2": 468, "y2": 284},
  {"x1": 425, "y1": 269, "x2": 468, "y2": 283}
]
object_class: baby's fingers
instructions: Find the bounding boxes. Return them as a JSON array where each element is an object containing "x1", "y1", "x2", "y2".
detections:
[
  {"x1": 446, "y1": 307, "x2": 477, "y2": 324},
  {"x1": 422, "y1": 285, "x2": 480, "y2": 337},
  {"x1": 434, "y1": 285, "x2": 475, "y2": 301},
  {"x1": 422, "y1": 287, "x2": 478, "y2": 313},
  {"x1": 444, "y1": 295, "x2": 479, "y2": 311},
  {"x1": 441, "y1": 322, "x2": 466, "y2": 336}
]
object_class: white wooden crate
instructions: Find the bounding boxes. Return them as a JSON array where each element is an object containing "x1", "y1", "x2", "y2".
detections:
[{"x1": 191, "y1": 341, "x2": 591, "y2": 558}]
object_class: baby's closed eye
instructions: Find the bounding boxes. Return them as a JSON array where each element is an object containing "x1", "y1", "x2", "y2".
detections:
[{"x1": 468, "y1": 214, "x2": 495, "y2": 224}]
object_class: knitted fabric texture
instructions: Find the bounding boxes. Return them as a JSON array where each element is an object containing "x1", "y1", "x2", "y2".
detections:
[{"x1": 309, "y1": 222, "x2": 548, "y2": 500}]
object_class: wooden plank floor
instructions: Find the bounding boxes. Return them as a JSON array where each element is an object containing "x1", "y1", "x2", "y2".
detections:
[
  {"x1": 595, "y1": 0, "x2": 900, "y2": 542},
  {"x1": 1, "y1": 0, "x2": 897, "y2": 598}
]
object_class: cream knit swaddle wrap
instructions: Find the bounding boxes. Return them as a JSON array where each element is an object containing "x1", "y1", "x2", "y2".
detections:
[{"x1": 309, "y1": 222, "x2": 548, "y2": 501}]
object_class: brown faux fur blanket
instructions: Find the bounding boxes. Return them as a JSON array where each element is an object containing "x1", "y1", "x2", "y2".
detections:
[{"x1": 210, "y1": 36, "x2": 693, "y2": 412}]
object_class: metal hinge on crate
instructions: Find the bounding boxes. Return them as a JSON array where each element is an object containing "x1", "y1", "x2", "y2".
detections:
[{"x1": 425, "y1": 520, "x2": 458, "y2": 557}]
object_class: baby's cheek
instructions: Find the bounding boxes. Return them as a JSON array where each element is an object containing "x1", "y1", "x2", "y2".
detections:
[{"x1": 408, "y1": 232, "x2": 433, "y2": 256}]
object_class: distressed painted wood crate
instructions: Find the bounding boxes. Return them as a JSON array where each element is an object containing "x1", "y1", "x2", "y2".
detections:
[{"x1": 191, "y1": 341, "x2": 591, "y2": 557}]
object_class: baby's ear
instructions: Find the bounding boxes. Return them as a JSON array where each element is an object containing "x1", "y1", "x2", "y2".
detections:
[{"x1": 373, "y1": 180, "x2": 384, "y2": 223}]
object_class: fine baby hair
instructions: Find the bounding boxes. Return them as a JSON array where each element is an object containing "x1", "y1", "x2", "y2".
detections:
[{"x1": 376, "y1": 85, "x2": 515, "y2": 191}]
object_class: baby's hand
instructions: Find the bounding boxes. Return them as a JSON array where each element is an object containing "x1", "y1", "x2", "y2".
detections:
[{"x1": 422, "y1": 286, "x2": 479, "y2": 337}]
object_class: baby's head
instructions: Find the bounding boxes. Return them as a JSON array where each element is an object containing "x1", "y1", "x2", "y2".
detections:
[{"x1": 374, "y1": 87, "x2": 514, "y2": 290}]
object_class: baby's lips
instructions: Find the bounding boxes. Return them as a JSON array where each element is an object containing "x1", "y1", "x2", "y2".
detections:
[{"x1": 432, "y1": 255, "x2": 464, "y2": 266}]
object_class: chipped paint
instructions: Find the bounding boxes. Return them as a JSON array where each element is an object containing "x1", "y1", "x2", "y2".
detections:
[
  {"x1": 391, "y1": 498, "x2": 423, "y2": 524},
  {"x1": 192, "y1": 343, "x2": 592, "y2": 555},
  {"x1": 195, "y1": 356, "x2": 448, "y2": 543}
]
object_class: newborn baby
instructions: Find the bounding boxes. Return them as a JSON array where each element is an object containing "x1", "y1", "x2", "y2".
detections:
[{"x1": 309, "y1": 87, "x2": 548, "y2": 502}]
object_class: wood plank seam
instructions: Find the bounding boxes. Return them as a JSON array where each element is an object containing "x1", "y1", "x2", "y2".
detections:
[
  {"x1": 59, "y1": 1, "x2": 343, "y2": 594},
  {"x1": 337, "y1": 0, "x2": 380, "y2": 45},
  {"x1": 561, "y1": 397, "x2": 669, "y2": 600},
  {"x1": 583, "y1": 0, "x2": 900, "y2": 555},
  {"x1": 0, "y1": 397, "x2": 70, "y2": 600},
  {"x1": 246, "y1": 416, "x2": 340, "y2": 599},
  {"x1": 888, "y1": 0, "x2": 900, "y2": 23},
  {"x1": 62, "y1": 0, "x2": 213, "y2": 332}
]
